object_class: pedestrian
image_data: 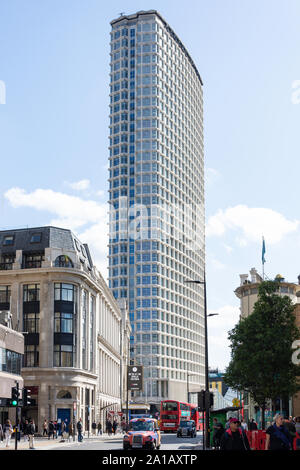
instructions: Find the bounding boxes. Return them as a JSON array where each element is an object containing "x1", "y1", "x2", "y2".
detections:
[
  {"x1": 92, "y1": 421, "x2": 97, "y2": 435},
  {"x1": 212, "y1": 418, "x2": 219, "y2": 448},
  {"x1": 68, "y1": 422, "x2": 73, "y2": 442},
  {"x1": 220, "y1": 418, "x2": 251, "y2": 451},
  {"x1": 213, "y1": 421, "x2": 225, "y2": 450},
  {"x1": 121, "y1": 419, "x2": 126, "y2": 434},
  {"x1": 265, "y1": 414, "x2": 292, "y2": 451},
  {"x1": 60, "y1": 420, "x2": 66, "y2": 441},
  {"x1": 295, "y1": 416, "x2": 300, "y2": 451},
  {"x1": 0, "y1": 422, "x2": 3, "y2": 445},
  {"x1": 54, "y1": 420, "x2": 58, "y2": 439},
  {"x1": 284, "y1": 417, "x2": 296, "y2": 441},
  {"x1": 113, "y1": 419, "x2": 118, "y2": 435},
  {"x1": 107, "y1": 420, "x2": 112, "y2": 436},
  {"x1": 28, "y1": 420, "x2": 35, "y2": 449},
  {"x1": 77, "y1": 418, "x2": 83, "y2": 442},
  {"x1": 105, "y1": 418, "x2": 109, "y2": 434},
  {"x1": 249, "y1": 419, "x2": 258, "y2": 431},
  {"x1": 240, "y1": 419, "x2": 248, "y2": 432},
  {"x1": 3, "y1": 419, "x2": 13, "y2": 448},
  {"x1": 43, "y1": 419, "x2": 48, "y2": 437},
  {"x1": 23, "y1": 419, "x2": 29, "y2": 442},
  {"x1": 97, "y1": 422, "x2": 102, "y2": 436},
  {"x1": 48, "y1": 420, "x2": 55, "y2": 439}
]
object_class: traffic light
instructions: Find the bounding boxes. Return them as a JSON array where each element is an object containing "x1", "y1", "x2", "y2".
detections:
[
  {"x1": 11, "y1": 386, "x2": 20, "y2": 407},
  {"x1": 206, "y1": 390, "x2": 214, "y2": 408},
  {"x1": 22, "y1": 388, "x2": 31, "y2": 407},
  {"x1": 198, "y1": 390, "x2": 205, "y2": 411}
]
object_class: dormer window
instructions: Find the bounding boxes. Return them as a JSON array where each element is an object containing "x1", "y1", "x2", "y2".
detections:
[
  {"x1": 30, "y1": 233, "x2": 42, "y2": 243},
  {"x1": 54, "y1": 255, "x2": 74, "y2": 268},
  {"x1": 3, "y1": 235, "x2": 14, "y2": 246}
]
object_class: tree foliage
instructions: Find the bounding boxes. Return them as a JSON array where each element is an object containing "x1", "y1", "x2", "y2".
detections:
[{"x1": 224, "y1": 281, "x2": 300, "y2": 411}]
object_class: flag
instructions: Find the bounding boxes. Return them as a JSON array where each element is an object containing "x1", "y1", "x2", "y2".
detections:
[{"x1": 262, "y1": 237, "x2": 266, "y2": 264}]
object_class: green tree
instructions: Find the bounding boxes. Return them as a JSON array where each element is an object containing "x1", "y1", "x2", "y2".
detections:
[{"x1": 224, "y1": 281, "x2": 300, "y2": 429}]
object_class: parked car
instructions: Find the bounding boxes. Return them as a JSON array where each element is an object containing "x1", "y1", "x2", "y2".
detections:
[
  {"x1": 177, "y1": 420, "x2": 196, "y2": 438},
  {"x1": 123, "y1": 418, "x2": 161, "y2": 450}
]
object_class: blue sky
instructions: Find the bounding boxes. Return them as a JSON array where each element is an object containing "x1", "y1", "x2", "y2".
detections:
[{"x1": 1, "y1": 0, "x2": 300, "y2": 369}]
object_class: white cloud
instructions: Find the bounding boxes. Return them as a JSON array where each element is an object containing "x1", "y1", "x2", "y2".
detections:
[
  {"x1": 205, "y1": 168, "x2": 221, "y2": 187},
  {"x1": 4, "y1": 187, "x2": 109, "y2": 276},
  {"x1": 207, "y1": 205, "x2": 299, "y2": 244},
  {"x1": 67, "y1": 179, "x2": 90, "y2": 191}
]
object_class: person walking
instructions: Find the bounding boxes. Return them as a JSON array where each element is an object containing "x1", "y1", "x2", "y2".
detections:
[
  {"x1": 60, "y1": 420, "x2": 66, "y2": 441},
  {"x1": 121, "y1": 419, "x2": 126, "y2": 434},
  {"x1": 284, "y1": 417, "x2": 296, "y2": 442},
  {"x1": 43, "y1": 419, "x2": 48, "y2": 437},
  {"x1": 107, "y1": 419, "x2": 112, "y2": 436},
  {"x1": 48, "y1": 420, "x2": 55, "y2": 440},
  {"x1": 92, "y1": 421, "x2": 97, "y2": 435},
  {"x1": 68, "y1": 422, "x2": 73, "y2": 442},
  {"x1": 97, "y1": 422, "x2": 102, "y2": 436},
  {"x1": 249, "y1": 419, "x2": 258, "y2": 431},
  {"x1": 23, "y1": 419, "x2": 29, "y2": 442},
  {"x1": 77, "y1": 418, "x2": 83, "y2": 442},
  {"x1": 265, "y1": 414, "x2": 292, "y2": 451},
  {"x1": 28, "y1": 420, "x2": 35, "y2": 449},
  {"x1": 3, "y1": 420, "x2": 13, "y2": 448},
  {"x1": 112, "y1": 419, "x2": 118, "y2": 435},
  {"x1": 295, "y1": 416, "x2": 300, "y2": 451},
  {"x1": 241, "y1": 419, "x2": 248, "y2": 432},
  {"x1": 0, "y1": 422, "x2": 3, "y2": 445},
  {"x1": 220, "y1": 418, "x2": 251, "y2": 451}
]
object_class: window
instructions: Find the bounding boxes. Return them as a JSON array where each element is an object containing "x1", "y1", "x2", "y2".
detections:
[
  {"x1": 0, "y1": 254, "x2": 15, "y2": 270},
  {"x1": 24, "y1": 345, "x2": 39, "y2": 368},
  {"x1": 30, "y1": 233, "x2": 42, "y2": 243},
  {"x1": 23, "y1": 252, "x2": 44, "y2": 269},
  {"x1": 0, "y1": 347, "x2": 22, "y2": 374},
  {"x1": 57, "y1": 390, "x2": 72, "y2": 399},
  {"x1": 54, "y1": 345, "x2": 73, "y2": 367},
  {"x1": 54, "y1": 283, "x2": 76, "y2": 302},
  {"x1": 24, "y1": 312, "x2": 39, "y2": 333},
  {"x1": 23, "y1": 284, "x2": 40, "y2": 302},
  {"x1": 54, "y1": 312, "x2": 73, "y2": 333},
  {"x1": 54, "y1": 255, "x2": 74, "y2": 268},
  {"x1": 0, "y1": 285, "x2": 11, "y2": 303},
  {"x1": 3, "y1": 235, "x2": 14, "y2": 246}
]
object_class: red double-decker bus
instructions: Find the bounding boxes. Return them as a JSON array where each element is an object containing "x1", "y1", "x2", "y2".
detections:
[{"x1": 160, "y1": 400, "x2": 202, "y2": 432}]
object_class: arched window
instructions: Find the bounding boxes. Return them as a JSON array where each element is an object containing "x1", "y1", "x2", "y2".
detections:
[
  {"x1": 54, "y1": 255, "x2": 74, "y2": 268},
  {"x1": 57, "y1": 390, "x2": 72, "y2": 399}
]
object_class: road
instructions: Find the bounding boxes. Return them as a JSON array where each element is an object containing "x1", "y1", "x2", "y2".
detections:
[{"x1": 54, "y1": 432, "x2": 203, "y2": 451}]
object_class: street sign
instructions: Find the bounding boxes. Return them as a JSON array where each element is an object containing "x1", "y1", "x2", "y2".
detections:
[
  {"x1": 232, "y1": 398, "x2": 240, "y2": 407},
  {"x1": 127, "y1": 365, "x2": 143, "y2": 391}
]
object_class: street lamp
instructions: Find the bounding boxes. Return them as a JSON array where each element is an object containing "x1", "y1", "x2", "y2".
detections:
[
  {"x1": 187, "y1": 373, "x2": 197, "y2": 404},
  {"x1": 184, "y1": 274, "x2": 211, "y2": 450}
]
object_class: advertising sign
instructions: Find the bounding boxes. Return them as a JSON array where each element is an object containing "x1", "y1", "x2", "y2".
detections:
[{"x1": 127, "y1": 365, "x2": 143, "y2": 391}]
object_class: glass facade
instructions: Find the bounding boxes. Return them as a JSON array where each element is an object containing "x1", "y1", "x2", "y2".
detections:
[{"x1": 109, "y1": 11, "x2": 205, "y2": 402}]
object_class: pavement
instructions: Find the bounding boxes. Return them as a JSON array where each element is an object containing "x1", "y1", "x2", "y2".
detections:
[{"x1": 0, "y1": 432, "x2": 124, "y2": 451}]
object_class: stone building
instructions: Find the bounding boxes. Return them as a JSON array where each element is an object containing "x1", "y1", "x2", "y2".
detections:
[
  {"x1": 235, "y1": 268, "x2": 300, "y2": 422},
  {"x1": 0, "y1": 226, "x2": 130, "y2": 433},
  {"x1": 0, "y1": 311, "x2": 24, "y2": 426}
]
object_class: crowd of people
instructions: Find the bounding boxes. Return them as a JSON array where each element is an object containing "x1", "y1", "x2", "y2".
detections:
[{"x1": 211, "y1": 415, "x2": 300, "y2": 451}]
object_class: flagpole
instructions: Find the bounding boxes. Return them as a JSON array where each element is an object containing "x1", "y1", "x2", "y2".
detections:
[{"x1": 262, "y1": 236, "x2": 265, "y2": 280}]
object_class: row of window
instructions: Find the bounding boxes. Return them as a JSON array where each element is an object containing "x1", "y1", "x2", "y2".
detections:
[{"x1": 0, "y1": 347, "x2": 22, "y2": 375}]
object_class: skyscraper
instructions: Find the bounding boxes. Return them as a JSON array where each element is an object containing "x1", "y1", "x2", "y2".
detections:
[{"x1": 108, "y1": 10, "x2": 205, "y2": 409}]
